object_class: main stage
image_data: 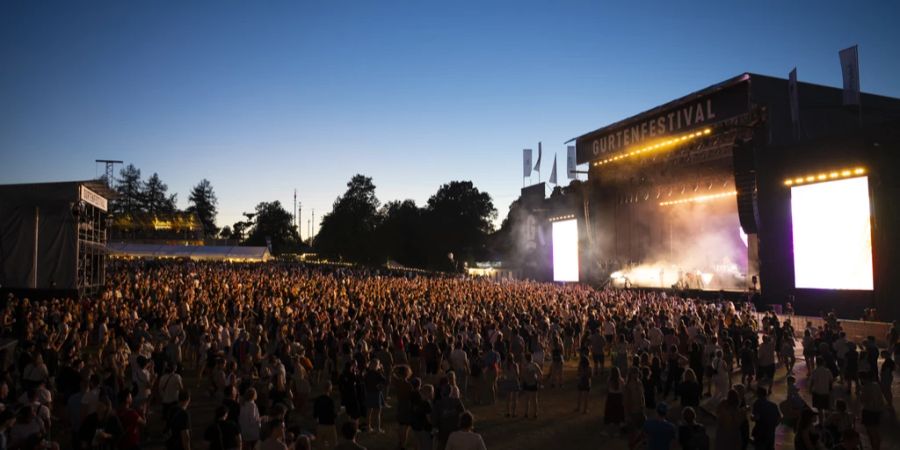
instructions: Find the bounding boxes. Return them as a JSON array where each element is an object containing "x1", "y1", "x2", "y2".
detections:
[{"x1": 508, "y1": 73, "x2": 900, "y2": 320}]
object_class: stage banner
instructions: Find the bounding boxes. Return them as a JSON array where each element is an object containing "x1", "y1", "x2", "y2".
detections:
[
  {"x1": 523, "y1": 149, "x2": 532, "y2": 177},
  {"x1": 575, "y1": 78, "x2": 751, "y2": 164},
  {"x1": 839, "y1": 45, "x2": 860, "y2": 106},
  {"x1": 567, "y1": 145, "x2": 576, "y2": 179},
  {"x1": 549, "y1": 154, "x2": 558, "y2": 185}
]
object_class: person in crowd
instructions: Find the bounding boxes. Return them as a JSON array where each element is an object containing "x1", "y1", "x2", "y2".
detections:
[
  {"x1": 116, "y1": 391, "x2": 145, "y2": 450},
  {"x1": 794, "y1": 409, "x2": 820, "y2": 450},
  {"x1": 78, "y1": 394, "x2": 122, "y2": 450},
  {"x1": 859, "y1": 371, "x2": 886, "y2": 450},
  {"x1": 499, "y1": 357, "x2": 520, "y2": 417},
  {"x1": 519, "y1": 353, "x2": 542, "y2": 419},
  {"x1": 444, "y1": 411, "x2": 486, "y2": 450},
  {"x1": 750, "y1": 387, "x2": 781, "y2": 450},
  {"x1": 204, "y1": 405, "x2": 241, "y2": 450},
  {"x1": 364, "y1": 359, "x2": 387, "y2": 434},
  {"x1": 677, "y1": 369, "x2": 701, "y2": 409},
  {"x1": 433, "y1": 385, "x2": 465, "y2": 449},
  {"x1": 604, "y1": 367, "x2": 626, "y2": 432},
  {"x1": 312, "y1": 381, "x2": 337, "y2": 450},
  {"x1": 809, "y1": 356, "x2": 834, "y2": 423},
  {"x1": 258, "y1": 420, "x2": 288, "y2": 450},
  {"x1": 639, "y1": 402, "x2": 676, "y2": 450},
  {"x1": 166, "y1": 391, "x2": 192, "y2": 450},
  {"x1": 714, "y1": 389, "x2": 744, "y2": 450},
  {"x1": 335, "y1": 420, "x2": 366, "y2": 450},
  {"x1": 623, "y1": 368, "x2": 645, "y2": 433},
  {"x1": 239, "y1": 388, "x2": 264, "y2": 449},
  {"x1": 411, "y1": 384, "x2": 434, "y2": 450},
  {"x1": 158, "y1": 363, "x2": 183, "y2": 426},
  {"x1": 678, "y1": 407, "x2": 709, "y2": 450},
  {"x1": 574, "y1": 353, "x2": 591, "y2": 414}
]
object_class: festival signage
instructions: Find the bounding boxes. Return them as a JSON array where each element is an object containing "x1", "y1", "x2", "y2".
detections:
[
  {"x1": 80, "y1": 185, "x2": 108, "y2": 212},
  {"x1": 576, "y1": 79, "x2": 751, "y2": 164}
]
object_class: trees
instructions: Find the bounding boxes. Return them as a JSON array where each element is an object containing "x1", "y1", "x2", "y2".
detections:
[
  {"x1": 424, "y1": 181, "x2": 496, "y2": 270},
  {"x1": 142, "y1": 173, "x2": 178, "y2": 215},
  {"x1": 377, "y1": 199, "x2": 425, "y2": 267},
  {"x1": 187, "y1": 179, "x2": 219, "y2": 238},
  {"x1": 244, "y1": 201, "x2": 300, "y2": 254},
  {"x1": 314, "y1": 175, "x2": 496, "y2": 270},
  {"x1": 114, "y1": 164, "x2": 143, "y2": 216},
  {"x1": 315, "y1": 175, "x2": 381, "y2": 262}
]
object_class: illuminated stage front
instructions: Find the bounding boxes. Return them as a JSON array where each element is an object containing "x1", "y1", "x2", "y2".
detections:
[{"x1": 512, "y1": 72, "x2": 900, "y2": 319}]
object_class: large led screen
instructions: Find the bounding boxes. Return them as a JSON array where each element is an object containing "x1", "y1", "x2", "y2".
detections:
[
  {"x1": 791, "y1": 176, "x2": 873, "y2": 290},
  {"x1": 552, "y1": 219, "x2": 579, "y2": 282}
]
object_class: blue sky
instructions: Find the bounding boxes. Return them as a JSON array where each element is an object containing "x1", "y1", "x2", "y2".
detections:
[{"x1": 2, "y1": 0, "x2": 899, "y2": 235}]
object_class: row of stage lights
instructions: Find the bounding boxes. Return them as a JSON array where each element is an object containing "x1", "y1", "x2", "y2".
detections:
[
  {"x1": 593, "y1": 128, "x2": 712, "y2": 167},
  {"x1": 548, "y1": 214, "x2": 576, "y2": 222},
  {"x1": 783, "y1": 167, "x2": 866, "y2": 186},
  {"x1": 658, "y1": 190, "x2": 737, "y2": 207}
]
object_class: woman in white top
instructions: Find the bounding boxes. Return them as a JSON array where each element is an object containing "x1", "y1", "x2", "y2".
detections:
[{"x1": 239, "y1": 388, "x2": 266, "y2": 447}]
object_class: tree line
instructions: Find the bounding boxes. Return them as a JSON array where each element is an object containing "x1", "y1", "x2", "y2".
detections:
[
  {"x1": 315, "y1": 174, "x2": 497, "y2": 271},
  {"x1": 109, "y1": 166, "x2": 499, "y2": 270},
  {"x1": 110, "y1": 164, "x2": 219, "y2": 239}
]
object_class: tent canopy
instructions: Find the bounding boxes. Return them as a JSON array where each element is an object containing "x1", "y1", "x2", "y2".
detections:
[{"x1": 108, "y1": 243, "x2": 271, "y2": 262}]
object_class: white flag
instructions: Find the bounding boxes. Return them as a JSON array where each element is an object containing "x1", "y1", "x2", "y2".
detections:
[
  {"x1": 549, "y1": 154, "x2": 558, "y2": 185},
  {"x1": 523, "y1": 149, "x2": 532, "y2": 177},
  {"x1": 533, "y1": 142, "x2": 542, "y2": 172},
  {"x1": 788, "y1": 68, "x2": 799, "y2": 138},
  {"x1": 839, "y1": 45, "x2": 860, "y2": 106},
  {"x1": 567, "y1": 146, "x2": 576, "y2": 179}
]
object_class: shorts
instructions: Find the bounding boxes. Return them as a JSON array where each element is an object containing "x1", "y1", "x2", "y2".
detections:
[
  {"x1": 593, "y1": 353, "x2": 604, "y2": 363},
  {"x1": 759, "y1": 364, "x2": 775, "y2": 380},
  {"x1": 522, "y1": 383, "x2": 539, "y2": 392},
  {"x1": 812, "y1": 393, "x2": 830, "y2": 410}
]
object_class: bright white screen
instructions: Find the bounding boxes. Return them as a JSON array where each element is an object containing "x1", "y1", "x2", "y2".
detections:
[
  {"x1": 791, "y1": 176, "x2": 873, "y2": 290},
  {"x1": 552, "y1": 219, "x2": 579, "y2": 282}
]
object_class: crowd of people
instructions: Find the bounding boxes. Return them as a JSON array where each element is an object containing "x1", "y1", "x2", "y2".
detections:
[{"x1": 0, "y1": 259, "x2": 897, "y2": 450}]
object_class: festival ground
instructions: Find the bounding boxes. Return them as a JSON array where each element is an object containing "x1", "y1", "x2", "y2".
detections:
[{"x1": 129, "y1": 338, "x2": 900, "y2": 450}]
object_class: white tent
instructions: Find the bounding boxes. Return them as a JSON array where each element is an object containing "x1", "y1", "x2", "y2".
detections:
[{"x1": 108, "y1": 243, "x2": 271, "y2": 262}]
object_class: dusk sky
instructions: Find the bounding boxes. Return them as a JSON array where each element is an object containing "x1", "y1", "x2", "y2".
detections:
[{"x1": 2, "y1": 0, "x2": 899, "y2": 235}]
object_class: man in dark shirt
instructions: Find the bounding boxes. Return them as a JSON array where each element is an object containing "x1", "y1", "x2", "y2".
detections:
[
  {"x1": 167, "y1": 391, "x2": 192, "y2": 450},
  {"x1": 79, "y1": 394, "x2": 123, "y2": 450},
  {"x1": 204, "y1": 406, "x2": 241, "y2": 450},
  {"x1": 313, "y1": 381, "x2": 337, "y2": 449},
  {"x1": 751, "y1": 387, "x2": 782, "y2": 450},
  {"x1": 641, "y1": 402, "x2": 677, "y2": 450}
]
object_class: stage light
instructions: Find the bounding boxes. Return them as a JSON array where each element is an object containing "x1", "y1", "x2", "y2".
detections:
[
  {"x1": 784, "y1": 166, "x2": 868, "y2": 187},
  {"x1": 658, "y1": 190, "x2": 737, "y2": 207},
  {"x1": 590, "y1": 128, "x2": 713, "y2": 168}
]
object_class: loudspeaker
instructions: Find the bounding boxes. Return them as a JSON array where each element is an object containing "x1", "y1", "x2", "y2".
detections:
[{"x1": 733, "y1": 139, "x2": 759, "y2": 234}]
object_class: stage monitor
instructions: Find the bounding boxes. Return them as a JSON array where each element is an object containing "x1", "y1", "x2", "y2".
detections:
[
  {"x1": 552, "y1": 219, "x2": 579, "y2": 282},
  {"x1": 791, "y1": 176, "x2": 873, "y2": 290}
]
